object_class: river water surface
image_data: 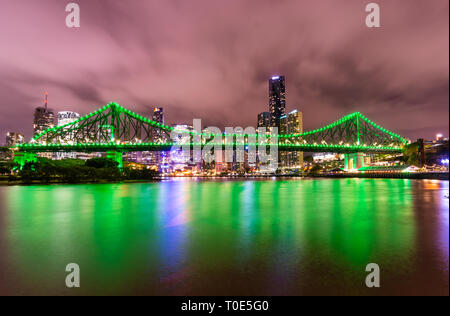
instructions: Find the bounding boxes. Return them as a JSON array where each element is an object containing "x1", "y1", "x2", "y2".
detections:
[{"x1": 0, "y1": 178, "x2": 448, "y2": 295}]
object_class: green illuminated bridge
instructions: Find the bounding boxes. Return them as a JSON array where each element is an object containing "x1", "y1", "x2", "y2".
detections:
[{"x1": 13, "y1": 102, "x2": 408, "y2": 168}]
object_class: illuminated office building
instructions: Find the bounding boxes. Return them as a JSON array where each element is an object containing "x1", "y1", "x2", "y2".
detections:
[
  {"x1": 57, "y1": 111, "x2": 80, "y2": 126},
  {"x1": 152, "y1": 107, "x2": 164, "y2": 125},
  {"x1": 54, "y1": 111, "x2": 80, "y2": 159},
  {"x1": 269, "y1": 76, "x2": 286, "y2": 129},
  {"x1": 141, "y1": 107, "x2": 166, "y2": 169},
  {"x1": 6, "y1": 132, "x2": 24, "y2": 147},
  {"x1": 257, "y1": 112, "x2": 271, "y2": 128},
  {"x1": 57, "y1": 111, "x2": 80, "y2": 142},
  {"x1": 170, "y1": 124, "x2": 194, "y2": 172},
  {"x1": 280, "y1": 110, "x2": 303, "y2": 169},
  {"x1": 33, "y1": 92, "x2": 55, "y2": 141}
]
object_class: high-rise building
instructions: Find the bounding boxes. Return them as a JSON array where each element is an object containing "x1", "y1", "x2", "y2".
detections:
[
  {"x1": 280, "y1": 110, "x2": 303, "y2": 170},
  {"x1": 6, "y1": 132, "x2": 24, "y2": 147},
  {"x1": 269, "y1": 76, "x2": 286, "y2": 129},
  {"x1": 141, "y1": 107, "x2": 166, "y2": 168},
  {"x1": 55, "y1": 111, "x2": 80, "y2": 159},
  {"x1": 57, "y1": 111, "x2": 80, "y2": 126},
  {"x1": 256, "y1": 112, "x2": 276, "y2": 173},
  {"x1": 257, "y1": 112, "x2": 271, "y2": 128},
  {"x1": 170, "y1": 124, "x2": 194, "y2": 173},
  {"x1": 33, "y1": 92, "x2": 55, "y2": 140},
  {"x1": 152, "y1": 107, "x2": 164, "y2": 125}
]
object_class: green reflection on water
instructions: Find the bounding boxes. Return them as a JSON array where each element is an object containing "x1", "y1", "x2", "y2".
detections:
[{"x1": 0, "y1": 178, "x2": 432, "y2": 295}]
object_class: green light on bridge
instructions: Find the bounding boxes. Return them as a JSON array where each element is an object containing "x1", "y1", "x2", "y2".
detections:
[{"x1": 27, "y1": 102, "x2": 408, "y2": 151}]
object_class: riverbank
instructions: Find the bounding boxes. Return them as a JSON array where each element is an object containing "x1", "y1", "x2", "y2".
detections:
[
  {"x1": 1, "y1": 171, "x2": 448, "y2": 185},
  {"x1": 0, "y1": 175, "x2": 159, "y2": 186},
  {"x1": 310, "y1": 172, "x2": 449, "y2": 180},
  {"x1": 161, "y1": 172, "x2": 449, "y2": 180}
]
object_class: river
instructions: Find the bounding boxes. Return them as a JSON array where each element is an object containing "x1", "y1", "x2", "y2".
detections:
[{"x1": 0, "y1": 178, "x2": 448, "y2": 295}]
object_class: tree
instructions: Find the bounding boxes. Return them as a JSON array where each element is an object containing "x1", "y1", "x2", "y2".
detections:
[
  {"x1": 123, "y1": 167, "x2": 159, "y2": 180},
  {"x1": 402, "y1": 142, "x2": 419, "y2": 166},
  {"x1": 309, "y1": 165, "x2": 323, "y2": 174},
  {"x1": 85, "y1": 158, "x2": 119, "y2": 169},
  {"x1": 0, "y1": 162, "x2": 16, "y2": 174},
  {"x1": 304, "y1": 155, "x2": 314, "y2": 163}
]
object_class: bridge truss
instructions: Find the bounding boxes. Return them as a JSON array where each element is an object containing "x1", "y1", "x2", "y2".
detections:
[{"x1": 15, "y1": 103, "x2": 408, "y2": 154}]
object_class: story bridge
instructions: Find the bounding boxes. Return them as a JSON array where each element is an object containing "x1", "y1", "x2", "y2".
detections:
[{"x1": 13, "y1": 102, "x2": 408, "y2": 169}]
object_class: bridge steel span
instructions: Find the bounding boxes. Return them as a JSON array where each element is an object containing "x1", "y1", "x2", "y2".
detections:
[{"x1": 13, "y1": 102, "x2": 408, "y2": 170}]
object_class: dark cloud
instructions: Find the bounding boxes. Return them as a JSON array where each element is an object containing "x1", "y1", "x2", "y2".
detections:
[{"x1": 0, "y1": 0, "x2": 448, "y2": 142}]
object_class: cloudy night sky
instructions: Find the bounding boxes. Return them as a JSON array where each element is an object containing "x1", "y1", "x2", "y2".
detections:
[{"x1": 0, "y1": 0, "x2": 448, "y2": 141}]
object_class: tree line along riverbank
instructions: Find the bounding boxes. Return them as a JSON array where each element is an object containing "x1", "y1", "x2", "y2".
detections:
[
  {"x1": 0, "y1": 158, "x2": 159, "y2": 185},
  {"x1": 1, "y1": 158, "x2": 448, "y2": 185}
]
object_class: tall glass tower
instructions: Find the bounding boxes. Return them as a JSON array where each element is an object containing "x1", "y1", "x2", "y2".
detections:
[
  {"x1": 257, "y1": 112, "x2": 271, "y2": 128},
  {"x1": 152, "y1": 107, "x2": 164, "y2": 125},
  {"x1": 269, "y1": 76, "x2": 286, "y2": 129},
  {"x1": 33, "y1": 92, "x2": 55, "y2": 140},
  {"x1": 142, "y1": 107, "x2": 166, "y2": 170}
]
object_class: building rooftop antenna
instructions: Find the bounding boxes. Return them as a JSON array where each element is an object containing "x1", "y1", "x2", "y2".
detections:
[{"x1": 44, "y1": 91, "x2": 48, "y2": 110}]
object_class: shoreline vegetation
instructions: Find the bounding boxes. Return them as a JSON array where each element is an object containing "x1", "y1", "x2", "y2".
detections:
[
  {"x1": 0, "y1": 157, "x2": 159, "y2": 186},
  {"x1": 0, "y1": 157, "x2": 448, "y2": 186},
  {"x1": 1, "y1": 173, "x2": 448, "y2": 186},
  {"x1": 1, "y1": 140, "x2": 448, "y2": 185},
  {"x1": 0, "y1": 164, "x2": 449, "y2": 185},
  {"x1": 1, "y1": 174, "x2": 448, "y2": 186}
]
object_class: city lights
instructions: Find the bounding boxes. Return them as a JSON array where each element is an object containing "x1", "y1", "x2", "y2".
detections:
[{"x1": 0, "y1": 0, "x2": 448, "y2": 299}]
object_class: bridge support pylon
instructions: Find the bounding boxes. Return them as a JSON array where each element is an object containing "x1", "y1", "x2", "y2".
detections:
[
  {"x1": 13, "y1": 152, "x2": 38, "y2": 170},
  {"x1": 106, "y1": 151, "x2": 124, "y2": 170},
  {"x1": 344, "y1": 153, "x2": 365, "y2": 171}
]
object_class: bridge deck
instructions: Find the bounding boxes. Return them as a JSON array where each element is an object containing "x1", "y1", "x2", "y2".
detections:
[{"x1": 13, "y1": 143, "x2": 403, "y2": 154}]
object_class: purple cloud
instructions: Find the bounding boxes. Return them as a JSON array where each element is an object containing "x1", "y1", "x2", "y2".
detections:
[{"x1": 0, "y1": 0, "x2": 448, "y2": 141}]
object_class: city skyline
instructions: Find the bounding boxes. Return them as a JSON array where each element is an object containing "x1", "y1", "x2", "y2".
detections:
[
  {"x1": 0, "y1": 1, "x2": 448, "y2": 298},
  {"x1": 0, "y1": 0, "x2": 448, "y2": 141}
]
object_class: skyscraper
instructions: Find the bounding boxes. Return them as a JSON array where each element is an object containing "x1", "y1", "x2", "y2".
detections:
[
  {"x1": 57, "y1": 111, "x2": 80, "y2": 127},
  {"x1": 257, "y1": 112, "x2": 271, "y2": 128},
  {"x1": 256, "y1": 111, "x2": 275, "y2": 173},
  {"x1": 141, "y1": 107, "x2": 166, "y2": 168},
  {"x1": 152, "y1": 107, "x2": 164, "y2": 125},
  {"x1": 280, "y1": 110, "x2": 303, "y2": 170},
  {"x1": 56, "y1": 111, "x2": 80, "y2": 159},
  {"x1": 57, "y1": 111, "x2": 80, "y2": 142},
  {"x1": 170, "y1": 124, "x2": 194, "y2": 173},
  {"x1": 269, "y1": 76, "x2": 286, "y2": 129},
  {"x1": 33, "y1": 92, "x2": 55, "y2": 140},
  {"x1": 6, "y1": 132, "x2": 24, "y2": 147}
]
